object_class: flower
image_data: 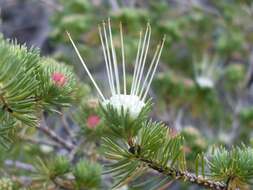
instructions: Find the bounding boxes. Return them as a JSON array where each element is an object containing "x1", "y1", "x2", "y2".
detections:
[
  {"x1": 68, "y1": 19, "x2": 165, "y2": 118},
  {"x1": 52, "y1": 72, "x2": 67, "y2": 87},
  {"x1": 196, "y1": 76, "x2": 214, "y2": 88},
  {"x1": 194, "y1": 54, "x2": 221, "y2": 89},
  {"x1": 40, "y1": 144, "x2": 53, "y2": 153},
  {"x1": 87, "y1": 115, "x2": 100, "y2": 129}
]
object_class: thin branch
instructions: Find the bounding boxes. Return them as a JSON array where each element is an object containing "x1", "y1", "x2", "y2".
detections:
[
  {"x1": 36, "y1": 117, "x2": 75, "y2": 151},
  {"x1": 138, "y1": 158, "x2": 227, "y2": 190},
  {"x1": 19, "y1": 134, "x2": 60, "y2": 149},
  {"x1": 5, "y1": 160, "x2": 36, "y2": 172},
  {"x1": 69, "y1": 139, "x2": 85, "y2": 161},
  {"x1": 61, "y1": 113, "x2": 76, "y2": 141}
]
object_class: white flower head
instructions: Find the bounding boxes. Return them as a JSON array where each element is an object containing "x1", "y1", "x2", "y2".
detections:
[
  {"x1": 194, "y1": 54, "x2": 221, "y2": 89},
  {"x1": 68, "y1": 19, "x2": 165, "y2": 118}
]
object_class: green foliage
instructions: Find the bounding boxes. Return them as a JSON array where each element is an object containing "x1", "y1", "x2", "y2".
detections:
[
  {"x1": 153, "y1": 71, "x2": 224, "y2": 124},
  {"x1": 0, "y1": 35, "x2": 40, "y2": 127},
  {"x1": 239, "y1": 107, "x2": 253, "y2": 127},
  {"x1": 0, "y1": 36, "x2": 77, "y2": 148},
  {"x1": 181, "y1": 127, "x2": 207, "y2": 161},
  {"x1": 50, "y1": 156, "x2": 71, "y2": 178},
  {"x1": 73, "y1": 159, "x2": 102, "y2": 189},
  {"x1": 208, "y1": 146, "x2": 253, "y2": 186},
  {"x1": 50, "y1": 0, "x2": 94, "y2": 43},
  {"x1": 102, "y1": 121, "x2": 186, "y2": 189},
  {"x1": 0, "y1": 120, "x2": 15, "y2": 149},
  {"x1": 224, "y1": 64, "x2": 246, "y2": 90},
  {"x1": 73, "y1": 98, "x2": 105, "y2": 141},
  {"x1": 37, "y1": 58, "x2": 77, "y2": 111},
  {"x1": 0, "y1": 177, "x2": 13, "y2": 190},
  {"x1": 2, "y1": 1, "x2": 253, "y2": 189},
  {"x1": 33, "y1": 156, "x2": 70, "y2": 182},
  {"x1": 216, "y1": 30, "x2": 245, "y2": 54},
  {"x1": 32, "y1": 156, "x2": 103, "y2": 189},
  {"x1": 100, "y1": 100, "x2": 152, "y2": 140},
  {"x1": 137, "y1": 121, "x2": 186, "y2": 170}
]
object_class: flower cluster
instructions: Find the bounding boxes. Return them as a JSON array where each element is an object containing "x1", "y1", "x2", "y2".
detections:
[
  {"x1": 51, "y1": 72, "x2": 67, "y2": 87},
  {"x1": 68, "y1": 19, "x2": 165, "y2": 119},
  {"x1": 86, "y1": 115, "x2": 100, "y2": 129}
]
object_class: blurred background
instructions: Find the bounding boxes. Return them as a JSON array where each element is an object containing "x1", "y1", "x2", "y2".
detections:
[{"x1": 0, "y1": 0, "x2": 253, "y2": 189}]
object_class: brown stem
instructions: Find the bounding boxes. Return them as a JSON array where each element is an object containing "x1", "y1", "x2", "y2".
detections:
[
  {"x1": 36, "y1": 118, "x2": 75, "y2": 151},
  {"x1": 138, "y1": 158, "x2": 227, "y2": 190},
  {"x1": 5, "y1": 160, "x2": 36, "y2": 172},
  {"x1": 36, "y1": 125, "x2": 74, "y2": 151},
  {"x1": 61, "y1": 112, "x2": 75, "y2": 140},
  {"x1": 19, "y1": 134, "x2": 60, "y2": 148},
  {"x1": 0, "y1": 94, "x2": 13, "y2": 113}
]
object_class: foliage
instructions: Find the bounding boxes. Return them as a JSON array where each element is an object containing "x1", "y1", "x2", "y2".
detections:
[
  {"x1": 0, "y1": 36, "x2": 77, "y2": 148},
  {"x1": 100, "y1": 100, "x2": 152, "y2": 140},
  {"x1": 0, "y1": 177, "x2": 13, "y2": 190},
  {"x1": 0, "y1": 35, "x2": 40, "y2": 128},
  {"x1": 102, "y1": 121, "x2": 186, "y2": 189},
  {"x1": 37, "y1": 58, "x2": 77, "y2": 111},
  {"x1": 208, "y1": 146, "x2": 253, "y2": 189},
  {"x1": 34, "y1": 156, "x2": 70, "y2": 182},
  {"x1": 73, "y1": 159, "x2": 102, "y2": 189},
  {"x1": 1, "y1": 0, "x2": 253, "y2": 190}
]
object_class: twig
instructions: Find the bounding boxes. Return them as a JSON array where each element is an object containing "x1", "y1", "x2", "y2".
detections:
[
  {"x1": 5, "y1": 160, "x2": 36, "y2": 172},
  {"x1": 69, "y1": 139, "x2": 85, "y2": 161},
  {"x1": 19, "y1": 135, "x2": 60, "y2": 149},
  {"x1": 11, "y1": 175, "x2": 33, "y2": 187},
  {"x1": 61, "y1": 113, "x2": 76, "y2": 141},
  {"x1": 138, "y1": 158, "x2": 227, "y2": 190},
  {"x1": 52, "y1": 177, "x2": 75, "y2": 190},
  {"x1": 36, "y1": 117, "x2": 75, "y2": 151}
]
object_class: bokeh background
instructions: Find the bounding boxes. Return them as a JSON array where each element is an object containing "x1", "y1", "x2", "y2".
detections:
[{"x1": 0, "y1": 0, "x2": 253, "y2": 189}]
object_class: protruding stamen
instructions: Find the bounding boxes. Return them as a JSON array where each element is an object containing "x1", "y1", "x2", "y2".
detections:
[
  {"x1": 135, "y1": 23, "x2": 151, "y2": 96},
  {"x1": 67, "y1": 32, "x2": 106, "y2": 101},
  {"x1": 139, "y1": 43, "x2": 160, "y2": 98},
  {"x1": 142, "y1": 36, "x2": 165, "y2": 101},
  {"x1": 99, "y1": 25, "x2": 114, "y2": 95},
  {"x1": 133, "y1": 24, "x2": 150, "y2": 95},
  {"x1": 108, "y1": 18, "x2": 120, "y2": 94},
  {"x1": 120, "y1": 22, "x2": 126, "y2": 95},
  {"x1": 102, "y1": 21, "x2": 116, "y2": 95},
  {"x1": 131, "y1": 30, "x2": 143, "y2": 95}
]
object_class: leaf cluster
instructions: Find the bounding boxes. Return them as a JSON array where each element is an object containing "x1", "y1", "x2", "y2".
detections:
[
  {"x1": 102, "y1": 120, "x2": 186, "y2": 189},
  {"x1": 73, "y1": 159, "x2": 102, "y2": 189},
  {"x1": 208, "y1": 146, "x2": 253, "y2": 186},
  {"x1": 0, "y1": 35, "x2": 40, "y2": 127},
  {"x1": 34, "y1": 156, "x2": 102, "y2": 190},
  {"x1": 37, "y1": 58, "x2": 77, "y2": 110},
  {"x1": 0, "y1": 36, "x2": 77, "y2": 147},
  {"x1": 100, "y1": 100, "x2": 152, "y2": 140}
]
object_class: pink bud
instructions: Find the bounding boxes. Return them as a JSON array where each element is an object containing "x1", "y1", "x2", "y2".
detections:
[
  {"x1": 87, "y1": 115, "x2": 100, "y2": 129},
  {"x1": 52, "y1": 72, "x2": 67, "y2": 87}
]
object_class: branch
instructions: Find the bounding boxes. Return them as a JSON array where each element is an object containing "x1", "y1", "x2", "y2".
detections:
[
  {"x1": 36, "y1": 118, "x2": 75, "y2": 151},
  {"x1": 138, "y1": 157, "x2": 227, "y2": 190},
  {"x1": 19, "y1": 134, "x2": 60, "y2": 149},
  {"x1": 4, "y1": 160, "x2": 36, "y2": 172},
  {"x1": 0, "y1": 94, "x2": 13, "y2": 113},
  {"x1": 61, "y1": 113, "x2": 76, "y2": 141}
]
